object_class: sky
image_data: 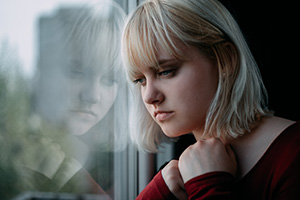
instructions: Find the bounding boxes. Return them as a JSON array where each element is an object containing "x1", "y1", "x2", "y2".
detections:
[{"x1": 0, "y1": 0, "x2": 91, "y2": 78}]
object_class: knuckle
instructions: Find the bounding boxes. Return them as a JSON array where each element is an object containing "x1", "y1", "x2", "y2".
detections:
[
  {"x1": 178, "y1": 151, "x2": 188, "y2": 164},
  {"x1": 164, "y1": 160, "x2": 179, "y2": 173},
  {"x1": 168, "y1": 159, "x2": 179, "y2": 165},
  {"x1": 167, "y1": 160, "x2": 179, "y2": 169}
]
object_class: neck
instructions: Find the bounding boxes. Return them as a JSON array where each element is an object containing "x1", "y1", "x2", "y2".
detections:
[{"x1": 192, "y1": 127, "x2": 206, "y2": 141}]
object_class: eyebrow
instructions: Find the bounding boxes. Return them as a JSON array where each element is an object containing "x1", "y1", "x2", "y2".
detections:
[
  {"x1": 157, "y1": 58, "x2": 177, "y2": 67},
  {"x1": 145, "y1": 59, "x2": 178, "y2": 73},
  {"x1": 131, "y1": 58, "x2": 178, "y2": 79}
]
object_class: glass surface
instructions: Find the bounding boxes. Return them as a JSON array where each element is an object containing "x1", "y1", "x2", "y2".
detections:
[{"x1": 0, "y1": 0, "x2": 128, "y2": 199}]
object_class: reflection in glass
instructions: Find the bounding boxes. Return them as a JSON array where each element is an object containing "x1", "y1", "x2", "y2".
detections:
[{"x1": 0, "y1": 0, "x2": 127, "y2": 199}]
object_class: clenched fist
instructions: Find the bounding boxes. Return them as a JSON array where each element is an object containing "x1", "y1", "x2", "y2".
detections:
[
  {"x1": 178, "y1": 138, "x2": 237, "y2": 183},
  {"x1": 161, "y1": 160, "x2": 188, "y2": 200}
]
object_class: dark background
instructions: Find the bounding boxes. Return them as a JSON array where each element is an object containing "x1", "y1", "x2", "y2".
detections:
[
  {"x1": 219, "y1": 0, "x2": 299, "y2": 121},
  {"x1": 174, "y1": 0, "x2": 299, "y2": 157}
]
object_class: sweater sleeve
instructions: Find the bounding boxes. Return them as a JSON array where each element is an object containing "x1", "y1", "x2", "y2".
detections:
[
  {"x1": 184, "y1": 172, "x2": 236, "y2": 200},
  {"x1": 136, "y1": 171, "x2": 177, "y2": 200}
]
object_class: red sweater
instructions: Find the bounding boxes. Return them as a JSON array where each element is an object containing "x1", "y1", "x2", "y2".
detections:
[{"x1": 137, "y1": 122, "x2": 300, "y2": 200}]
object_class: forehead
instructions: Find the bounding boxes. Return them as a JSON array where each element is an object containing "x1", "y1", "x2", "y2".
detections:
[
  {"x1": 123, "y1": 7, "x2": 189, "y2": 79},
  {"x1": 128, "y1": 39, "x2": 188, "y2": 78},
  {"x1": 130, "y1": 45, "x2": 174, "y2": 76}
]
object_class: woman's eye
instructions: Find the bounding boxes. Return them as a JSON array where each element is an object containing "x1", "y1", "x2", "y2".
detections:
[
  {"x1": 133, "y1": 78, "x2": 146, "y2": 86},
  {"x1": 158, "y1": 69, "x2": 176, "y2": 77},
  {"x1": 101, "y1": 76, "x2": 117, "y2": 86},
  {"x1": 69, "y1": 69, "x2": 86, "y2": 79}
]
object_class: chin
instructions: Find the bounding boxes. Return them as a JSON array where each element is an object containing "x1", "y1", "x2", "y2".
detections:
[
  {"x1": 162, "y1": 129, "x2": 187, "y2": 138},
  {"x1": 69, "y1": 128, "x2": 88, "y2": 136},
  {"x1": 67, "y1": 121, "x2": 94, "y2": 136}
]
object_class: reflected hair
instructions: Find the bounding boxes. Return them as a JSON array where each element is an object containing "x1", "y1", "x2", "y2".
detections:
[
  {"x1": 35, "y1": 0, "x2": 128, "y2": 151},
  {"x1": 71, "y1": 0, "x2": 128, "y2": 152},
  {"x1": 122, "y1": 0, "x2": 272, "y2": 152}
]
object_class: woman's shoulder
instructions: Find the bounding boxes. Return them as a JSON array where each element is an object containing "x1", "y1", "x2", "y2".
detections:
[
  {"x1": 261, "y1": 116, "x2": 299, "y2": 150},
  {"x1": 251, "y1": 116, "x2": 297, "y2": 148},
  {"x1": 232, "y1": 116, "x2": 297, "y2": 178},
  {"x1": 237, "y1": 118, "x2": 300, "y2": 199},
  {"x1": 268, "y1": 118, "x2": 300, "y2": 157},
  {"x1": 275, "y1": 118, "x2": 300, "y2": 137},
  {"x1": 259, "y1": 116, "x2": 296, "y2": 137},
  {"x1": 244, "y1": 117, "x2": 300, "y2": 181}
]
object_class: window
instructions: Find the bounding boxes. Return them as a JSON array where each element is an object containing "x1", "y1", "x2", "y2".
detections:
[{"x1": 1, "y1": 1, "x2": 173, "y2": 199}]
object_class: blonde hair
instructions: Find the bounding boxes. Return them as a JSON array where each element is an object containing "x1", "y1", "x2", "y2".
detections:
[
  {"x1": 36, "y1": 0, "x2": 128, "y2": 151},
  {"x1": 122, "y1": 0, "x2": 272, "y2": 152}
]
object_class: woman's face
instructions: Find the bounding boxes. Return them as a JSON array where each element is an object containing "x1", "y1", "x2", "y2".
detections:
[
  {"x1": 41, "y1": 50, "x2": 118, "y2": 136},
  {"x1": 134, "y1": 43, "x2": 218, "y2": 138},
  {"x1": 62, "y1": 61, "x2": 118, "y2": 136},
  {"x1": 37, "y1": 15, "x2": 121, "y2": 137}
]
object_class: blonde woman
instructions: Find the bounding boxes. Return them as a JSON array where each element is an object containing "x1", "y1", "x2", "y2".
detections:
[{"x1": 122, "y1": 0, "x2": 300, "y2": 199}]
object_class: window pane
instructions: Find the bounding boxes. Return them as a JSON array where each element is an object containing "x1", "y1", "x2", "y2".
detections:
[{"x1": 0, "y1": 0, "x2": 128, "y2": 199}]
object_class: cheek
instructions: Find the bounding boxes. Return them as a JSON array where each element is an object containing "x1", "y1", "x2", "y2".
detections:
[
  {"x1": 185, "y1": 83, "x2": 217, "y2": 120},
  {"x1": 68, "y1": 86, "x2": 80, "y2": 101},
  {"x1": 61, "y1": 85, "x2": 81, "y2": 116},
  {"x1": 53, "y1": 80, "x2": 76, "y2": 113},
  {"x1": 184, "y1": 67, "x2": 218, "y2": 107},
  {"x1": 174, "y1": 72, "x2": 218, "y2": 123},
  {"x1": 65, "y1": 79, "x2": 84, "y2": 100},
  {"x1": 100, "y1": 84, "x2": 118, "y2": 109}
]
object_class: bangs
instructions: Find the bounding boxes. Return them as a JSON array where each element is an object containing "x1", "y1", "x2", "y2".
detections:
[
  {"x1": 122, "y1": 1, "x2": 186, "y2": 80},
  {"x1": 60, "y1": 5, "x2": 125, "y2": 85}
]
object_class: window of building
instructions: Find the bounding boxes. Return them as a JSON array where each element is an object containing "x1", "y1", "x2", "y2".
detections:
[{"x1": 0, "y1": 0, "x2": 172, "y2": 199}]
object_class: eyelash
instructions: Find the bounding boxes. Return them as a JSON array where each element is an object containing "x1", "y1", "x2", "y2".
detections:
[
  {"x1": 133, "y1": 78, "x2": 145, "y2": 85},
  {"x1": 158, "y1": 69, "x2": 176, "y2": 77},
  {"x1": 133, "y1": 69, "x2": 177, "y2": 85}
]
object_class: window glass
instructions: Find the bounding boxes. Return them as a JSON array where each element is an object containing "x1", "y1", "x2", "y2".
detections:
[{"x1": 0, "y1": 0, "x2": 129, "y2": 199}]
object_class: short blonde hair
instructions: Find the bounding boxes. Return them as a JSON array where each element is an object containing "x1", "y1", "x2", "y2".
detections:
[
  {"x1": 36, "y1": 0, "x2": 128, "y2": 151},
  {"x1": 122, "y1": 0, "x2": 272, "y2": 152}
]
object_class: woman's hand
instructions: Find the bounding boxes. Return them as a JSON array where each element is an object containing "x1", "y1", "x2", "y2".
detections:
[
  {"x1": 17, "y1": 136, "x2": 66, "y2": 179},
  {"x1": 161, "y1": 160, "x2": 188, "y2": 200},
  {"x1": 178, "y1": 138, "x2": 237, "y2": 183}
]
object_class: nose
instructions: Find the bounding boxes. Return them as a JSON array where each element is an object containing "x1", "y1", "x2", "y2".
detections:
[
  {"x1": 80, "y1": 79, "x2": 101, "y2": 104},
  {"x1": 142, "y1": 80, "x2": 164, "y2": 106}
]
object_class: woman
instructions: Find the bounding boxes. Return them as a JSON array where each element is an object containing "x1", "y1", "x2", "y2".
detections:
[{"x1": 122, "y1": 0, "x2": 299, "y2": 199}]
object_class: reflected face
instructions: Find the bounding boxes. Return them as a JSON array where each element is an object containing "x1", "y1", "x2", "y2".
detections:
[
  {"x1": 62, "y1": 60, "x2": 118, "y2": 135},
  {"x1": 134, "y1": 43, "x2": 218, "y2": 138},
  {"x1": 42, "y1": 51, "x2": 118, "y2": 136},
  {"x1": 38, "y1": 26, "x2": 119, "y2": 136}
]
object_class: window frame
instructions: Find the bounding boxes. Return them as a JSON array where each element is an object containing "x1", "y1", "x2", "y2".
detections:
[{"x1": 114, "y1": 1, "x2": 175, "y2": 199}]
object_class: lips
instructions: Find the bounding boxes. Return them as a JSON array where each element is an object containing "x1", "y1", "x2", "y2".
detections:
[
  {"x1": 69, "y1": 109, "x2": 97, "y2": 121},
  {"x1": 154, "y1": 111, "x2": 174, "y2": 121}
]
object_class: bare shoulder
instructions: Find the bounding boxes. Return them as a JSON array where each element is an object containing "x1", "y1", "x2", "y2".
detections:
[
  {"x1": 242, "y1": 116, "x2": 295, "y2": 146},
  {"x1": 259, "y1": 116, "x2": 296, "y2": 136},
  {"x1": 232, "y1": 116, "x2": 296, "y2": 178}
]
